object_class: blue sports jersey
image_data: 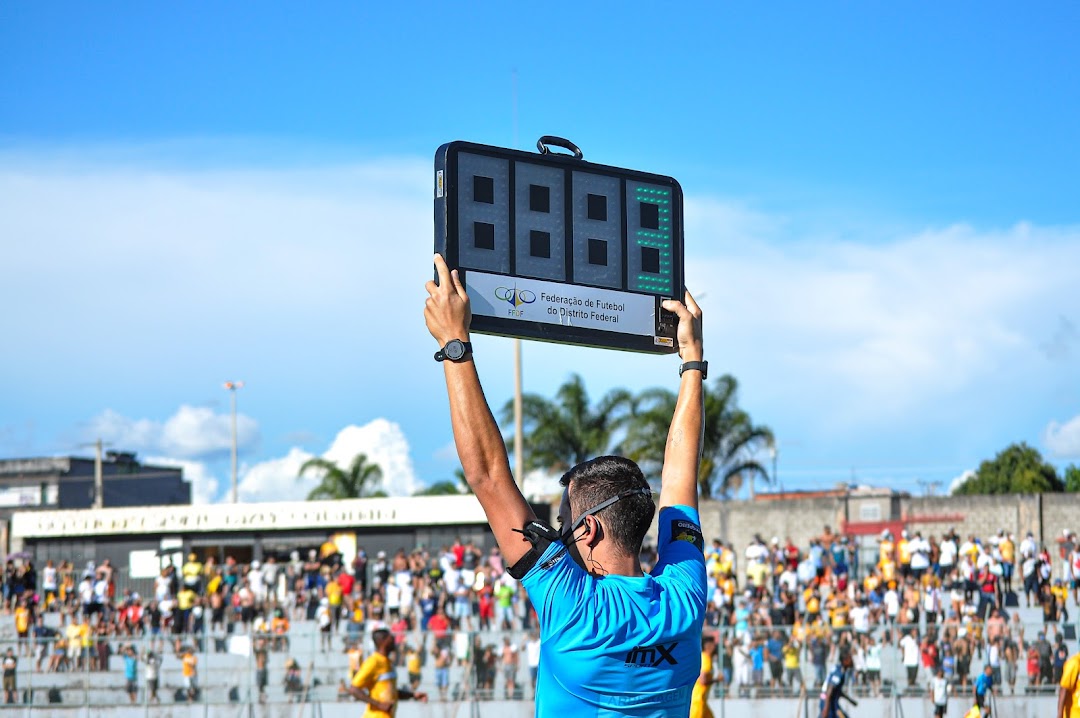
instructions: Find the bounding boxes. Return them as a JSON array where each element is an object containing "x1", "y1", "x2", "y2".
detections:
[{"x1": 521, "y1": 505, "x2": 707, "y2": 717}]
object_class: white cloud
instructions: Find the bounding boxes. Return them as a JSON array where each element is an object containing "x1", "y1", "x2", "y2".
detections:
[
  {"x1": 432, "y1": 441, "x2": 460, "y2": 463},
  {"x1": 682, "y1": 204, "x2": 1080, "y2": 431},
  {"x1": 948, "y1": 470, "x2": 976, "y2": 495},
  {"x1": 237, "y1": 418, "x2": 420, "y2": 502},
  {"x1": 0, "y1": 152, "x2": 432, "y2": 353},
  {"x1": 84, "y1": 405, "x2": 258, "y2": 460},
  {"x1": 145, "y1": 456, "x2": 220, "y2": 505},
  {"x1": 323, "y1": 420, "x2": 420, "y2": 497},
  {"x1": 3, "y1": 146, "x2": 1078, "y2": 495},
  {"x1": 522, "y1": 468, "x2": 562, "y2": 503},
  {"x1": 160, "y1": 405, "x2": 258, "y2": 457},
  {"x1": 237, "y1": 447, "x2": 314, "y2": 503},
  {"x1": 1045, "y1": 415, "x2": 1080, "y2": 459}
]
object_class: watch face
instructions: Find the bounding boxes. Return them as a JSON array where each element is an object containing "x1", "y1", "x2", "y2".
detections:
[{"x1": 445, "y1": 340, "x2": 466, "y2": 361}]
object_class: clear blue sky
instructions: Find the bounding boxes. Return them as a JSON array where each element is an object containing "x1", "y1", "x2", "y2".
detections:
[{"x1": 2, "y1": 3, "x2": 1078, "y2": 502}]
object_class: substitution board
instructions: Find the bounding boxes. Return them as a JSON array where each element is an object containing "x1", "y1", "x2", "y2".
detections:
[{"x1": 434, "y1": 136, "x2": 684, "y2": 354}]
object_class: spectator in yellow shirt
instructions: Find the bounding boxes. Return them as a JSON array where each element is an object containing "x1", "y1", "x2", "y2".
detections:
[
  {"x1": 325, "y1": 575, "x2": 343, "y2": 632},
  {"x1": 65, "y1": 618, "x2": 83, "y2": 669},
  {"x1": 782, "y1": 640, "x2": 802, "y2": 688},
  {"x1": 1052, "y1": 580, "x2": 1071, "y2": 620},
  {"x1": 14, "y1": 602, "x2": 31, "y2": 655},
  {"x1": 181, "y1": 648, "x2": 198, "y2": 703},
  {"x1": 346, "y1": 641, "x2": 364, "y2": 679},
  {"x1": 879, "y1": 534, "x2": 895, "y2": 567},
  {"x1": 999, "y1": 532, "x2": 1016, "y2": 594},
  {"x1": 897, "y1": 531, "x2": 912, "y2": 579},
  {"x1": 747, "y1": 561, "x2": 769, "y2": 599},
  {"x1": 206, "y1": 570, "x2": 223, "y2": 596},
  {"x1": 271, "y1": 609, "x2": 291, "y2": 652},
  {"x1": 181, "y1": 554, "x2": 203, "y2": 594}
]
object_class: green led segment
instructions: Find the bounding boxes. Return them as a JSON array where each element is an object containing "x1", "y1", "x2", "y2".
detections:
[{"x1": 631, "y1": 185, "x2": 674, "y2": 294}]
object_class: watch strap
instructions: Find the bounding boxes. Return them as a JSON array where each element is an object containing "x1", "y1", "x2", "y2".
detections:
[
  {"x1": 679, "y1": 360, "x2": 708, "y2": 379},
  {"x1": 434, "y1": 340, "x2": 473, "y2": 362}
]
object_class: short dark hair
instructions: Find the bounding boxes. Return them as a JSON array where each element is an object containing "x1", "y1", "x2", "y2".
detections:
[
  {"x1": 372, "y1": 628, "x2": 391, "y2": 646},
  {"x1": 559, "y1": 456, "x2": 655, "y2": 555}
]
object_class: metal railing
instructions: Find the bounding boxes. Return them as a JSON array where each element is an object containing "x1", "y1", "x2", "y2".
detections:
[{"x1": 0, "y1": 618, "x2": 1074, "y2": 709}]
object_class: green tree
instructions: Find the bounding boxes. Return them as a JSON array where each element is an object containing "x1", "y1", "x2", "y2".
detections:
[
  {"x1": 414, "y1": 468, "x2": 474, "y2": 496},
  {"x1": 452, "y1": 467, "x2": 474, "y2": 495},
  {"x1": 619, "y1": 374, "x2": 774, "y2": 500},
  {"x1": 413, "y1": 480, "x2": 462, "y2": 496},
  {"x1": 501, "y1": 374, "x2": 634, "y2": 473},
  {"x1": 298, "y1": 453, "x2": 385, "y2": 501},
  {"x1": 1064, "y1": 464, "x2": 1080, "y2": 492},
  {"x1": 952, "y1": 442, "x2": 1064, "y2": 495}
]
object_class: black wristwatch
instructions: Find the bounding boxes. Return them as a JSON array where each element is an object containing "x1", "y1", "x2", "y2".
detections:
[
  {"x1": 434, "y1": 339, "x2": 473, "y2": 363},
  {"x1": 679, "y1": 360, "x2": 708, "y2": 379}
]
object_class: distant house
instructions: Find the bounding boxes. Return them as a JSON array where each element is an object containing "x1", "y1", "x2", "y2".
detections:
[{"x1": 0, "y1": 451, "x2": 190, "y2": 521}]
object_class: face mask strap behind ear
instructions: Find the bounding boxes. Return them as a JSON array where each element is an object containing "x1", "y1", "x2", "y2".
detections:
[{"x1": 569, "y1": 487, "x2": 652, "y2": 534}]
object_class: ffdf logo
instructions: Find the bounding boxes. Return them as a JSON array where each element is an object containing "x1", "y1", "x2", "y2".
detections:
[{"x1": 494, "y1": 286, "x2": 535, "y2": 317}]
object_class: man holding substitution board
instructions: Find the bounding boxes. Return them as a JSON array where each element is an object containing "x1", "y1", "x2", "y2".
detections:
[{"x1": 425, "y1": 251, "x2": 708, "y2": 715}]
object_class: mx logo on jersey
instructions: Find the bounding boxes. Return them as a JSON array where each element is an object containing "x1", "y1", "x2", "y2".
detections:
[{"x1": 624, "y1": 642, "x2": 678, "y2": 668}]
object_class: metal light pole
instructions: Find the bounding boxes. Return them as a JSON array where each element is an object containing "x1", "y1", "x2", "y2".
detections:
[
  {"x1": 78, "y1": 439, "x2": 112, "y2": 509},
  {"x1": 511, "y1": 70, "x2": 525, "y2": 491},
  {"x1": 514, "y1": 339, "x2": 524, "y2": 490},
  {"x1": 93, "y1": 439, "x2": 104, "y2": 509},
  {"x1": 223, "y1": 381, "x2": 244, "y2": 503}
]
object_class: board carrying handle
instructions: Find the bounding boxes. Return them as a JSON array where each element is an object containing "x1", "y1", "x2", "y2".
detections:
[{"x1": 536, "y1": 136, "x2": 583, "y2": 160}]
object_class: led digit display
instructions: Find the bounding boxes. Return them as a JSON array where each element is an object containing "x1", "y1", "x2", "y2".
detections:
[{"x1": 435, "y1": 140, "x2": 684, "y2": 354}]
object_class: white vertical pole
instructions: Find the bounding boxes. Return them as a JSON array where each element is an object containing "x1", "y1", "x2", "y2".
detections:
[
  {"x1": 230, "y1": 388, "x2": 239, "y2": 504},
  {"x1": 511, "y1": 70, "x2": 525, "y2": 492},
  {"x1": 93, "y1": 439, "x2": 104, "y2": 509}
]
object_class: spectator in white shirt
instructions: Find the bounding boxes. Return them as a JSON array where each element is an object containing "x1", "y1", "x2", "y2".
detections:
[
  {"x1": 900, "y1": 629, "x2": 920, "y2": 688},
  {"x1": 939, "y1": 533, "x2": 958, "y2": 577}
]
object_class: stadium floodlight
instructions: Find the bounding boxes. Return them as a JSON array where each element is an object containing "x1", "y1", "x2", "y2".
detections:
[{"x1": 223, "y1": 381, "x2": 244, "y2": 503}]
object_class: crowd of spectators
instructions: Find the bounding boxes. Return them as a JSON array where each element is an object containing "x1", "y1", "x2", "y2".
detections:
[
  {"x1": 1, "y1": 536, "x2": 540, "y2": 703},
  {"x1": 700, "y1": 525, "x2": 1080, "y2": 697},
  {"x1": 2, "y1": 526, "x2": 1078, "y2": 704}
]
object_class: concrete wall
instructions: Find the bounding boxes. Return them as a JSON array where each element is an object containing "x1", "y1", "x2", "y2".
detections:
[
  {"x1": 1042, "y1": 493, "x2": 1080, "y2": 547},
  {"x1": 700, "y1": 497, "x2": 841, "y2": 551},
  {"x1": 701, "y1": 492, "x2": 1080, "y2": 556}
]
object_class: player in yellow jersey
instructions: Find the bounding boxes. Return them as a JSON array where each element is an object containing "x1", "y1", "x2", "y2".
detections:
[
  {"x1": 348, "y1": 629, "x2": 426, "y2": 717},
  {"x1": 1058, "y1": 650, "x2": 1080, "y2": 718},
  {"x1": 690, "y1": 634, "x2": 716, "y2": 718}
]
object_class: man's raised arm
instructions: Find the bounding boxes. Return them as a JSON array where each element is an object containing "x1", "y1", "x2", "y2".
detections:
[
  {"x1": 658, "y1": 291, "x2": 704, "y2": 513},
  {"x1": 425, "y1": 254, "x2": 535, "y2": 567}
]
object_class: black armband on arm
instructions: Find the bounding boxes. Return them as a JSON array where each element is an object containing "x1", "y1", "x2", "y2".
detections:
[{"x1": 507, "y1": 520, "x2": 563, "y2": 579}]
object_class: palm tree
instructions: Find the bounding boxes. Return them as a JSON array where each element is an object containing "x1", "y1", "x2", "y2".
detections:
[
  {"x1": 413, "y1": 481, "x2": 463, "y2": 496},
  {"x1": 298, "y1": 453, "x2": 385, "y2": 501},
  {"x1": 413, "y1": 468, "x2": 475, "y2": 497},
  {"x1": 452, "y1": 467, "x2": 474, "y2": 495},
  {"x1": 619, "y1": 374, "x2": 774, "y2": 500},
  {"x1": 501, "y1": 374, "x2": 634, "y2": 474}
]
